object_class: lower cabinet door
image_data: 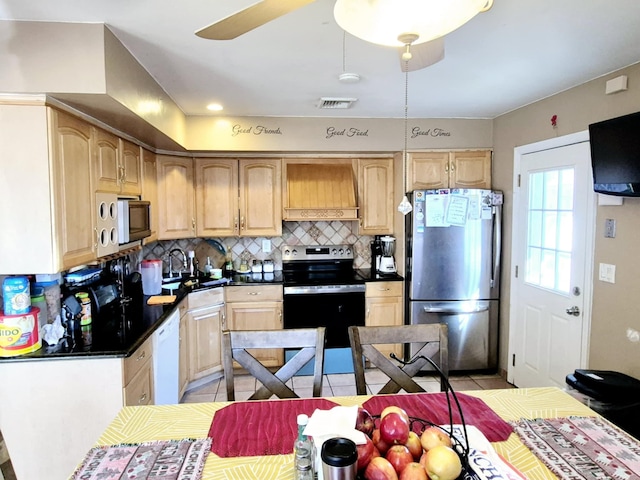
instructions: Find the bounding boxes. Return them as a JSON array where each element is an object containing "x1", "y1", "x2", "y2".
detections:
[{"x1": 123, "y1": 358, "x2": 154, "y2": 406}]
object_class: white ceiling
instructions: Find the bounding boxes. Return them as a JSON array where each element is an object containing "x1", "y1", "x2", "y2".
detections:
[{"x1": 2, "y1": 0, "x2": 640, "y2": 120}]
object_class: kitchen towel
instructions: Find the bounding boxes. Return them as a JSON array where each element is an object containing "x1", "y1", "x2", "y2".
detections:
[
  {"x1": 70, "y1": 438, "x2": 211, "y2": 480},
  {"x1": 511, "y1": 416, "x2": 640, "y2": 480},
  {"x1": 362, "y1": 392, "x2": 513, "y2": 442},
  {"x1": 208, "y1": 398, "x2": 339, "y2": 457}
]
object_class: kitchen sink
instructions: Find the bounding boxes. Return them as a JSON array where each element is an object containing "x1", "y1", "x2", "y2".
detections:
[{"x1": 161, "y1": 281, "x2": 182, "y2": 292}]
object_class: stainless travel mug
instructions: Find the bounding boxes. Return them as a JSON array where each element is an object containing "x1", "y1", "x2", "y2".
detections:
[{"x1": 321, "y1": 437, "x2": 357, "y2": 480}]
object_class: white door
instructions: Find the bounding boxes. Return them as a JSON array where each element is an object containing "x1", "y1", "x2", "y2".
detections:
[{"x1": 509, "y1": 135, "x2": 595, "y2": 388}]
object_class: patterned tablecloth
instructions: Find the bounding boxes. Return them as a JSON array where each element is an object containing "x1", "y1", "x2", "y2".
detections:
[{"x1": 93, "y1": 387, "x2": 599, "y2": 480}]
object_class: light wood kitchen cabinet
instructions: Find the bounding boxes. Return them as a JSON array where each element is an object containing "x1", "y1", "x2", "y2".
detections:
[
  {"x1": 122, "y1": 336, "x2": 154, "y2": 406},
  {"x1": 157, "y1": 155, "x2": 196, "y2": 239},
  {"x1": 407, "y1": 150, "x2": 492, "y2": 190},
  {"x1": 357, "y1": 158, "x2": 394, "y2": 235},
  {"x1": 142, "y1": 148, "x2": 159, "y2": 243},
  {"x1": 194, "y1": 158, "x2": 282, "y2": 237},
  {"x1": 92, "y1": 130, "x2": 142, "y2": 195},
  {"x1": 365, "y1": 281, "x2": 404, "y2": 359},
  {"x1": 52, "y1": 109, "x2": 97, "y2": 269},
  {"x1": 225, "y1": 285, "x2": 284, "y2": 367},
  {"x1": 186, "y1": 288, "x2": 225, "y2": 382}
]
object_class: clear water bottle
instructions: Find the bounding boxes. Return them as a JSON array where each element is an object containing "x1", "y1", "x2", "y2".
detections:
[{"x1": 294, "y1": 414, "x2": 315, "y2": 479}]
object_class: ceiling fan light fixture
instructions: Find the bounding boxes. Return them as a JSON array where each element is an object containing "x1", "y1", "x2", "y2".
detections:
[{"x1": 334, "y1": 0, "x2": 491, "y2": 47}]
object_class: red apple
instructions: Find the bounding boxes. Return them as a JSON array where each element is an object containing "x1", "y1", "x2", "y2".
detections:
[
  {"x1": 364, "y1": 456, "x2": 399, "y2": 480},
  {"x1": 356, "y1": 406, "x2": 375, "y2": 436},
  {"x1": 404, "y1": 431, "x2": 423, "y2": 460},
  {"x1": 420, "y1": 426, "x2": 452, "y2": 452},
  {"x1": 372, "y1": 428, "x2": 392, "y2": 456},
  {"x1": 422, "y1": 445, "x2": 462, "y2": 480},
  {"x1": 385, "y1": 445, "x2": 413, "y2": 475},
  {"x1": 381, "y1": 405, "x2": 410, "y2": 424},
  {"x1": 357, "y1": 435, "x2": 376, "y2": 472},
  {"x1": 399, "y1": 462, "x2": 428, "y2": 480},
  {"x1": 380, "y1": 412, "x2": 410, "y2": 445}
]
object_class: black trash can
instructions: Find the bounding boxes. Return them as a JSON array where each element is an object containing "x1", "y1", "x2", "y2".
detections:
[{"x1": 566, "y1": 369, "x2": 640, "y2": 438}]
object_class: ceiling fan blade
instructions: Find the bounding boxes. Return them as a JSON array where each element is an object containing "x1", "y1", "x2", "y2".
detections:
[
  {"x1": 399, "y1": 38, "x2": 445, "y2": 72},
  {"x1": 196, "y1": 0, "x2": 316, "y2": 40}
]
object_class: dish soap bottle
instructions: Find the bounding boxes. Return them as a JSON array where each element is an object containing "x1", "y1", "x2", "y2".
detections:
[
  {"x1": 204, "y1": 257, "x2": 213, "y2": 276},
  {"x1": 223, "y1": 254, "x2": 234, "y2": 278}
]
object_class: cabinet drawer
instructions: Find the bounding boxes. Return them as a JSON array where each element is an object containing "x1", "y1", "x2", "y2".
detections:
[
  {"x1": 123, "y1": 359, "x2": 153, "y2": 406},
  {"x1": 188, "y1": 287, "x2": 224, "y2": 309},
  {"x1": 225, "y1": 284, "x2": 283, "y2": 302},
  {"x1": 365, "y1": 281, "x2": 403, "y2": 297},
  {"x1": 123, "y1": 336, "x2": 153, "y2": 385}
]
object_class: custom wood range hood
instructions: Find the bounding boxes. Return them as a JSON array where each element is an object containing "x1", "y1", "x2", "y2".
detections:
[{"x1": 283, "y1": 162, "x2": 359, "y2": 221}]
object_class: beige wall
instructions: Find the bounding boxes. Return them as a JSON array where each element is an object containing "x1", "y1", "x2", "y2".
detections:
[{"x1": 493, "y1": 62, "x2": 640, "y2": 378}]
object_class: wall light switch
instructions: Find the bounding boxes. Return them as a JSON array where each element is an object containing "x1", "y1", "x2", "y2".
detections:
[
  {"x1": 604, "y1": 218, "x2": 616, "y2": 238},
  {"x1": 598, "y1": 263, "x2": 616, "y2": 283},
  {"x1": 262, "y1": 239, "x2": 271, "y2": 253}
]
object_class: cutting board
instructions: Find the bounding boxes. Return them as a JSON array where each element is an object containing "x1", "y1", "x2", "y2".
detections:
[{"x1": 147, "y1": 295, "x2": 177, "y2": 305}]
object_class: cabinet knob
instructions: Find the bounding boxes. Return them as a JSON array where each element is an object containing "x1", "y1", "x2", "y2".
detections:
[
  {"x1": 450, "y1": 161, "x2": 455, "y2": 171},
  {"x1": 192, "y1": 218, "x2": 196, "y2": 231},
  {"x1": 240, "y1": 216, "x2": 245, "y2": 230},
  {"x1": 138, "y1": 392, "x2": 147, "y2": 404},
  {"x1": 137, "y1": 351, "x2": 146, "y2": 362}
]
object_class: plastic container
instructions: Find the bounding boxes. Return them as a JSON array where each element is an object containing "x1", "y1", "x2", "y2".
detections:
[
  {"x1": 141, "y1": 259, "x2": 162, "y2": 295},
  {"x1": 30, "y1": 293, "x2": 49, "y2": 337},
  {"x1": 3, "y1": 276, "x2": 31, "y2": 315},
  {"x1": 35, "y1": 281, "x2": 61, "y2": 323},
  {"x1": 0, "y1": 307, "x2": 41, "y2": 357},
  {"x1": 566, "y1": 369, "x2": 640, "y2": 438}
]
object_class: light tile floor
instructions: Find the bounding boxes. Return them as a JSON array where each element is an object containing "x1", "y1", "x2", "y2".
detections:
[{"x1": 181, "y1": 370, "x2": 515, "y2": 403}]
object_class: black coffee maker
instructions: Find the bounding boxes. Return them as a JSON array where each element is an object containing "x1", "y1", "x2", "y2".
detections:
[
  {"x1": 371, "y1": 236, "x2": 383, "y2": 272},
  {"x1": 61, "y1": 294, "x2": 82, "y2": 348}
]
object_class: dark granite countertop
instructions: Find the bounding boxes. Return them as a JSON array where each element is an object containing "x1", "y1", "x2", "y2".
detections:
[{"x1": 0, "y1": 269, "x2": 402, "y2": 363}]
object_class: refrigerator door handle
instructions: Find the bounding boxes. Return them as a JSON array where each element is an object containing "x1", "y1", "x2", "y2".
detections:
[
  {"x1": 422, "y1": 305, "x2": 490, "y2": 314},
  {"x1": 492, "y1": 203, "x2": 502, "y2": 289}
]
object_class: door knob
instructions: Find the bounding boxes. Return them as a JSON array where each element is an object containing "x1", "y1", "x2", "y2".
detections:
[{"x1": 566, "y1": 306, "x2": 580, "y2": 316}]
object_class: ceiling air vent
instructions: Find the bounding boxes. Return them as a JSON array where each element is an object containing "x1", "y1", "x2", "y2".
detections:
[{"x1": 317, "y1": 97, "x2": 357, "y2": 109}]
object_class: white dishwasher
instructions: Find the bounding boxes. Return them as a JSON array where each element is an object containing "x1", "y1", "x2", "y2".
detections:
[{"x1": 152, "y1": 308, "x2": 180, "y2": 405}]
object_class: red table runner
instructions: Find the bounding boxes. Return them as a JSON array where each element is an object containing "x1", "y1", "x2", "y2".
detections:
[
  {"x1": 208, "y1": 398, "x2": 338, "y2": 457},
  {"x1": 362, "y1": 392, "x2": 513, "y2": 442}
]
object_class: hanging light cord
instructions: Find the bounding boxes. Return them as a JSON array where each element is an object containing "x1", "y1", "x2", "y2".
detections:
[
  {"x1": 403, "y1": 57, "x2": 409, "y2": 194},
  {"x1": 342, "y1": 31, "x2": 346, "y2": 72}
]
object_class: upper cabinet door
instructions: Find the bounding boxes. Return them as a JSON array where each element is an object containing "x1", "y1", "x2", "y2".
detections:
[
  {"x1": 93, "y1": 127, "x2": 120, "y2": 193},
  {"x1": 51, "y1": 110, "x2": 96, "y2": 268},
  {"x1": 449, "y1": 150, "x2": 492, "y2": 189},
  {"x1": 407, "y1": 152, "x2": 449, "y2": 191},
  {"x1": 239, "y1": 158, "x2": 282, "y2": 237},
  {"x1": 119, "y1": 139, "x2": 142, "y2": 196},
  {"x1": 358, "y1": 158, "x2": 394, "y2": 235},
  {"x1": 195, "y1": 158, "x2": 239, "y2": 237},
  {"x1": 157, "y1": 155, "x2": 195, "y2": 240}
]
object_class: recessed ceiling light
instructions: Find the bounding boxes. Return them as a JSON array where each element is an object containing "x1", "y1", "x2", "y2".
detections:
[{"x1": 207, "y1": 103, "x2": 223, "y2": 111}]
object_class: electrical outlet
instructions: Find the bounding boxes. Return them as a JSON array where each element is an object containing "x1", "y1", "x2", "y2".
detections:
[
  {"x1": 262, "y1": 239, "x2": 271, "y2": 253},
  {"x1": 604, "y1": 218, "x2": 616, "y2": 238},
  {"x1": 598, "y1": 263, "x2": 616, "y2": 283}
]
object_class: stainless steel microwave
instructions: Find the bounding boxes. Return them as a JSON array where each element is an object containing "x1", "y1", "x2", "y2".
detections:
[{"x1": 117, "y1": 199, "x2": 151, "y2": 245}]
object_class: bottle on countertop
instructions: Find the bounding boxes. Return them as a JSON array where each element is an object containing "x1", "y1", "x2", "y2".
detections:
[
  {"x1": 204, "y1": 257, "x2": 213, "y2": 276},
  {"x1": 294, "y1": 414, "x2": 316, "y2": 480},
  {"x1": 188, "y1": 251, "x2": 198, "y2": 277},
  {"x1": 223, "y1": 254, "x2": 234, "y2": 278}
]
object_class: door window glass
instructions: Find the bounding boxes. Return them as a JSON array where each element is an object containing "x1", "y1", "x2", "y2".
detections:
[{"x1": 525, "y1": 168, "x2": 574, "y2": 293}]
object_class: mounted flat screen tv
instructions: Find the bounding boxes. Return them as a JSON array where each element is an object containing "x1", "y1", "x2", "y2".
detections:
[{"x1": 589, "y1": 111, "x2": 640, "y2": 196}]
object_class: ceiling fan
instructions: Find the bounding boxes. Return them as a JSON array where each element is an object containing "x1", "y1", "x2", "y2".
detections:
[{"x1": 195, "y1": 0, "x2": 446, "y2": 71}]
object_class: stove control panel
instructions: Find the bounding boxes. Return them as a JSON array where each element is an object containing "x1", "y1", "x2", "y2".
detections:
[{"x1": 282, "y1": 244, "x2": 353, "y2": 262}]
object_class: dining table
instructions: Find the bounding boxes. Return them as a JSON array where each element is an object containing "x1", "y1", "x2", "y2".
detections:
[{"x1": 79, "y1": 386, "x2": 610, "y2": 480}]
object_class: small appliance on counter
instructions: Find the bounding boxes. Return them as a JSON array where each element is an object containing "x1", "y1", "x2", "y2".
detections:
[{"x1": 377, "y1": 235, "x2": 397, "y2": 274}]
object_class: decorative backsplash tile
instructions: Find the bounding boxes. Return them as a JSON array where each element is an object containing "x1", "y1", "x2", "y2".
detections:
[{"x1": 140, "y1": 221, "x2": 374, "y2": 273}]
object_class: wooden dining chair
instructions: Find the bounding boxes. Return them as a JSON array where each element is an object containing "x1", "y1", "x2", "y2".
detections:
[
  {"x1": 348, "y1": 324, "x2": 449, "y2": 395},
  {"x1": 222, "y1": 327, "x2": 326, "y2": 401}
]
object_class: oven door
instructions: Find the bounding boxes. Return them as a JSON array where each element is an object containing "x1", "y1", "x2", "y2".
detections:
[{"x1": 283, "y1": 284, "x2": 365, "y2": 348}]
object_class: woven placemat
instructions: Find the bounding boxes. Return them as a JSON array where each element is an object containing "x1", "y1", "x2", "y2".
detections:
[{"x1": 70, "y1": 438, "x2": 211, "y2": 480}]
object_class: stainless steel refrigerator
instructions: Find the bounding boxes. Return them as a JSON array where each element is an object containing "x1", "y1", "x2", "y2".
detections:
[{"x1": 406, "y1": 189, "x2": 502, "y2": 371}]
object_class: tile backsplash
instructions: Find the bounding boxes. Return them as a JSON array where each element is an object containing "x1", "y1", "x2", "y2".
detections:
[{"x1": 140, "y1": 221, "x2": 374, "y2": 273}]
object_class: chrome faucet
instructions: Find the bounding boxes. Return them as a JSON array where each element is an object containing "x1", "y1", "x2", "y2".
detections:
[{"x1": 166, "y1": 248, "x2": 188, "y2": 278}]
